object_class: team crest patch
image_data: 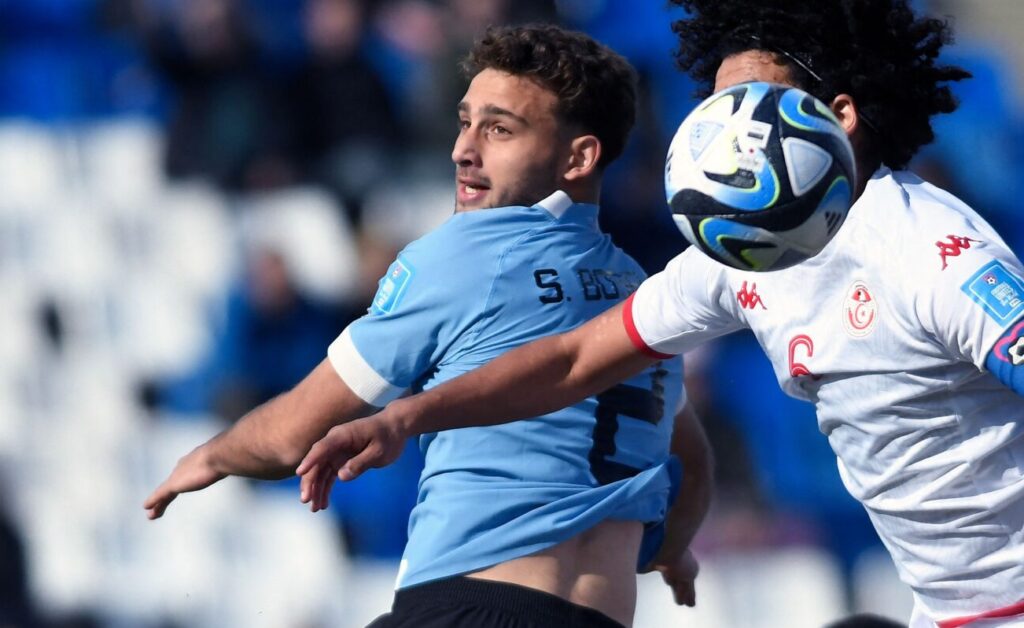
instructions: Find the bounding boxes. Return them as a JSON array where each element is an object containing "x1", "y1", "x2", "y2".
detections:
[
  {"x1": 961, "y1": 261, "x2": 1024, "y2": 324},
  {"x1": 371, "y1": 258, "x2": 415, "y2": 315},
  {"x1": 842, "y1": 280, "x2": 877, "y2": 337}
]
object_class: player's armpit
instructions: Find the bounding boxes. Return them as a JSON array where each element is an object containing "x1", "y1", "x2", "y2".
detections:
[{"x1": 985, "y1": 316, "x2": 1024, "y2": 396}]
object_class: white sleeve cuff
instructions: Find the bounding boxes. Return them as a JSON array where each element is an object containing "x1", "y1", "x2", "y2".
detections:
[{"x1": 327, "y1": 327, "x2": 406, "y2": 407}]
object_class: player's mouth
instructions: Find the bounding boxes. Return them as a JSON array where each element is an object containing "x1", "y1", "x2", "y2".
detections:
[{"x1": 456, "y1": 178, "x2": 490, "y2": 205}]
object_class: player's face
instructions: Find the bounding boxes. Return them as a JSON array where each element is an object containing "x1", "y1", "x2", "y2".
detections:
[
  {"x1": 714, "y1": 50, "x2": 797, "y2": 92},
  {"x1": 452, "y1": 68, "x2": 565, "y2": 212}
]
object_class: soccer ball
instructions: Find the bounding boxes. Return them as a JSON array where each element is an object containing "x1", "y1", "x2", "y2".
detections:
[{"x1": 665, "y1": 82, "x2": 856, "y2": 272}]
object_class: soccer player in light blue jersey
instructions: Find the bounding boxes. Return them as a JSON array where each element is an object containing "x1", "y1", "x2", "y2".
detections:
[
  {"x1": 298, "y1": 4, "x2": 1024, "y2": 628},
  {"x1": 145, "y1": 24, "x2": 712, "y2": 628}
]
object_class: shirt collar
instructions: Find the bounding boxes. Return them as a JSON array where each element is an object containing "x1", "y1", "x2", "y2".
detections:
[{"x1": 533, "y1": 190, "x2": 599, "y2": 224}]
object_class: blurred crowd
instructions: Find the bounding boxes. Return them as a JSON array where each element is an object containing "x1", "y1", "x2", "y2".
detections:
[{"x1": 2, "y1": 0, "x2": 1023, "y2": 626}]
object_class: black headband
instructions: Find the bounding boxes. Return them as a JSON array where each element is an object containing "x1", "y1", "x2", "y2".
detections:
[{"x1": 747, "y1": 35, "x2": 879, "y2": 135}]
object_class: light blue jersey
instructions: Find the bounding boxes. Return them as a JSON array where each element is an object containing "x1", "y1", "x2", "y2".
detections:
[{"x1": 327, "y1": 191, "x2": 683, "y2": 588}]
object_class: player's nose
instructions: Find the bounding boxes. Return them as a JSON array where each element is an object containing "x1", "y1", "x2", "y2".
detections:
[{"x1": 451, "y1": 129, "x2": 481, "y2": 167}]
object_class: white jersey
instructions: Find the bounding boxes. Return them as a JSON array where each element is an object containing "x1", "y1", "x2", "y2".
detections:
[{"x1": 627, "y1": 167, "x2": 1024, "y2": 625}]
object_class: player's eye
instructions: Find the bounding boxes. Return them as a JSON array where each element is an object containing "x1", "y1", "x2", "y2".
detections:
[
  {"x1": 458, "y1": 118, "x2": 471, "y2": 130},
  {"x1": 491, "y1": 124, "x2": 511, "y2": 135}
]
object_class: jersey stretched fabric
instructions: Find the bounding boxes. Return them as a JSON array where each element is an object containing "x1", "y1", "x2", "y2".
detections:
[
  {"x1": 626, "y1": 168, "x2": 1024, "y2": 626},
  {"x1": 329, "y1": 191, "x2": 684, "y2": 589}
]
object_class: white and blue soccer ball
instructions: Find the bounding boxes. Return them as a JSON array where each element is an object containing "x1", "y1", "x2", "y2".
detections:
[{"x1": 665, "y1": 82, "x2": 856, "y2": 272}]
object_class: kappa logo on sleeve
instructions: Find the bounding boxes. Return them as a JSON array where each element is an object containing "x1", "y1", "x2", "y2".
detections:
[
  {"x1": 736, "y1": 282, "x2": 766, "y2": 310},
  {"x1": 936, "y1": 235, "x2": 980, "y2": 270},
  {"x1": 371, "y1": 258, "x2": 415, "y2": 315},
  {"x1": 960, "y1": 260, "x2": 1024, "y2": 324}
]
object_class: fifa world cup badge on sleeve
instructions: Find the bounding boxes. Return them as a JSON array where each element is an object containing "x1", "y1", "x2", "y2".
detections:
[
  {"x1": 960, "y1": 261, "x2": 1024, "y2": 324},
  {"x1": 372, "y1": 258, "x2": 415, "y2": 315}
]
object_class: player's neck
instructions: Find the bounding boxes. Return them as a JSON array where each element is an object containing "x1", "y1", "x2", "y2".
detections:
[
  {"x1": 851, "y1": 136, "x2": 881, "y2": 203},
  {"x1": 563, "y1": 181, "x2": 601, "y2": 205}
]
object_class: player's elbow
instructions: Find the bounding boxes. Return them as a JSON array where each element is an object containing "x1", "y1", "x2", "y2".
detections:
[
  {"x1": 560, "y1": 310, "x2": 651, "y2": 397},
  {"x1": 553, "y1": 332, "x2": 593, "y2": 393}
]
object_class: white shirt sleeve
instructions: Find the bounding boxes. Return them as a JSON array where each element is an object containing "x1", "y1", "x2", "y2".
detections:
[
  {"x1": 625, "y1": 247, "x2": 746, "y2": 357},
  {"x1": 905, "y1": 192, "x2": 1024, "y2": 369}
]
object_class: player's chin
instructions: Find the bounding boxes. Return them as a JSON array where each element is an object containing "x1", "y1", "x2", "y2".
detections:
[
  {"x1": 455, "y1": 196, "x2": 490, "y2": 212},
  {"x1": 454, "y1": 185, "x2": 493, "y2": 210}
]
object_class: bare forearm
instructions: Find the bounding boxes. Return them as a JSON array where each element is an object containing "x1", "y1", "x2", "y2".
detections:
[
  {"x1": 392, "y1": 305, "x2": 654, "y2": 436},
  {"x1": 395, "y1": 335, "x2": 585, "y2": 433},
  {"x1": 205, "y1": 360, "x2": 374, "y2": 480},
  {"x1": 145, "y1": 359, "x2": 374, "y2": 519},
  {"x1": 204, "y1": 394, "x2": 303, "y2": 480}
]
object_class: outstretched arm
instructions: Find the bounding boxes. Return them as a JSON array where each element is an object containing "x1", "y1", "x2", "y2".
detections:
[
  {"x1": 391, "y1": 301, "x2": 656, "y2": 434},
  {"x1": 144, "y1": 359, "x2": 374, "y2": 519},
  {"x1": 298, "y1": 301, "x2": 659, "y2": 507}
]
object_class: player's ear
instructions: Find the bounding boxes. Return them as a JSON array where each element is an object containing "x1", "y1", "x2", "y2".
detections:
[
  {"x1": 564, "y1": 134, "x2": 601, "y2": 182},
  {"x1": 829, "y1": 93, "x2": 861, "y2": 137}
]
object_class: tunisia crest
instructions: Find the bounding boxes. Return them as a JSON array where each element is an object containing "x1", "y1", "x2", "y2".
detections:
[{"x1": 843, "y1": 280, "x2": 877, "y2": 337}]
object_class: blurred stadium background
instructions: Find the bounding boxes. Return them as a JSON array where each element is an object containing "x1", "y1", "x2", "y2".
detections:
[{"x1": 1, "y1": 0, "x2": 1022, "y2": 626}]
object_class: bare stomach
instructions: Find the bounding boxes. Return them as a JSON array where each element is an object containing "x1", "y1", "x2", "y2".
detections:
[{"x1": 466, "y1": 519, "x2": 642, "y2": 627}]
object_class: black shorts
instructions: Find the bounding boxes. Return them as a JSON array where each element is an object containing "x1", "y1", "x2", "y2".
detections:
[{"x1": 366, "y1": 575, "x2": 627, "y2": 628}]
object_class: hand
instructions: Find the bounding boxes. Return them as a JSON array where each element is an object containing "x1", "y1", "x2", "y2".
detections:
[
  {"x1": 144, "y1": 446, "x2": 226, "y2": 520},
  {"x1": 642, "y1": 546, "x2": 700, "y2": 607},
  {"x1": 296, "y1": 413, "x2": 407, "y2": 512}
]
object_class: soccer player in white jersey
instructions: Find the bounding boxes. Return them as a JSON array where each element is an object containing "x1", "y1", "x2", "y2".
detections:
[
  {"x1": 297, "y1": 2, "x2": 1024, "y2": 627},
  {"x1": 145, "y1": 24, "x2": 713, "y2": 628}
]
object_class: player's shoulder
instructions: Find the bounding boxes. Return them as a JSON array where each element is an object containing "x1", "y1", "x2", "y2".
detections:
[
  {"x1": 394, "y1": 198, "x2": 576, "y2": 296},
  {"x1": 371, "y1": 219, "x2": 504, "y2": 318},
  {"x1": 654, "y1": 243, "x2": 725, "y2": 285},
  {"x1": 400, "y1": 211, "x2": 517, "y2": 276},
  {"x1": 850, "y1": 168, "x2": 1024, "y2": 333},
  {"x1": 858, "y1": 168, "x2": 1003, "y2": 271}
]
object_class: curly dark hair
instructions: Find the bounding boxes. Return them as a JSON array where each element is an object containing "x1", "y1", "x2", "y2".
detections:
[
  {"x1": 669, "y1": 0, "x2": 971, "y2": 170},
  {"x1": 461, "y1": 24, "x2": 638, "y2": 169}
]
